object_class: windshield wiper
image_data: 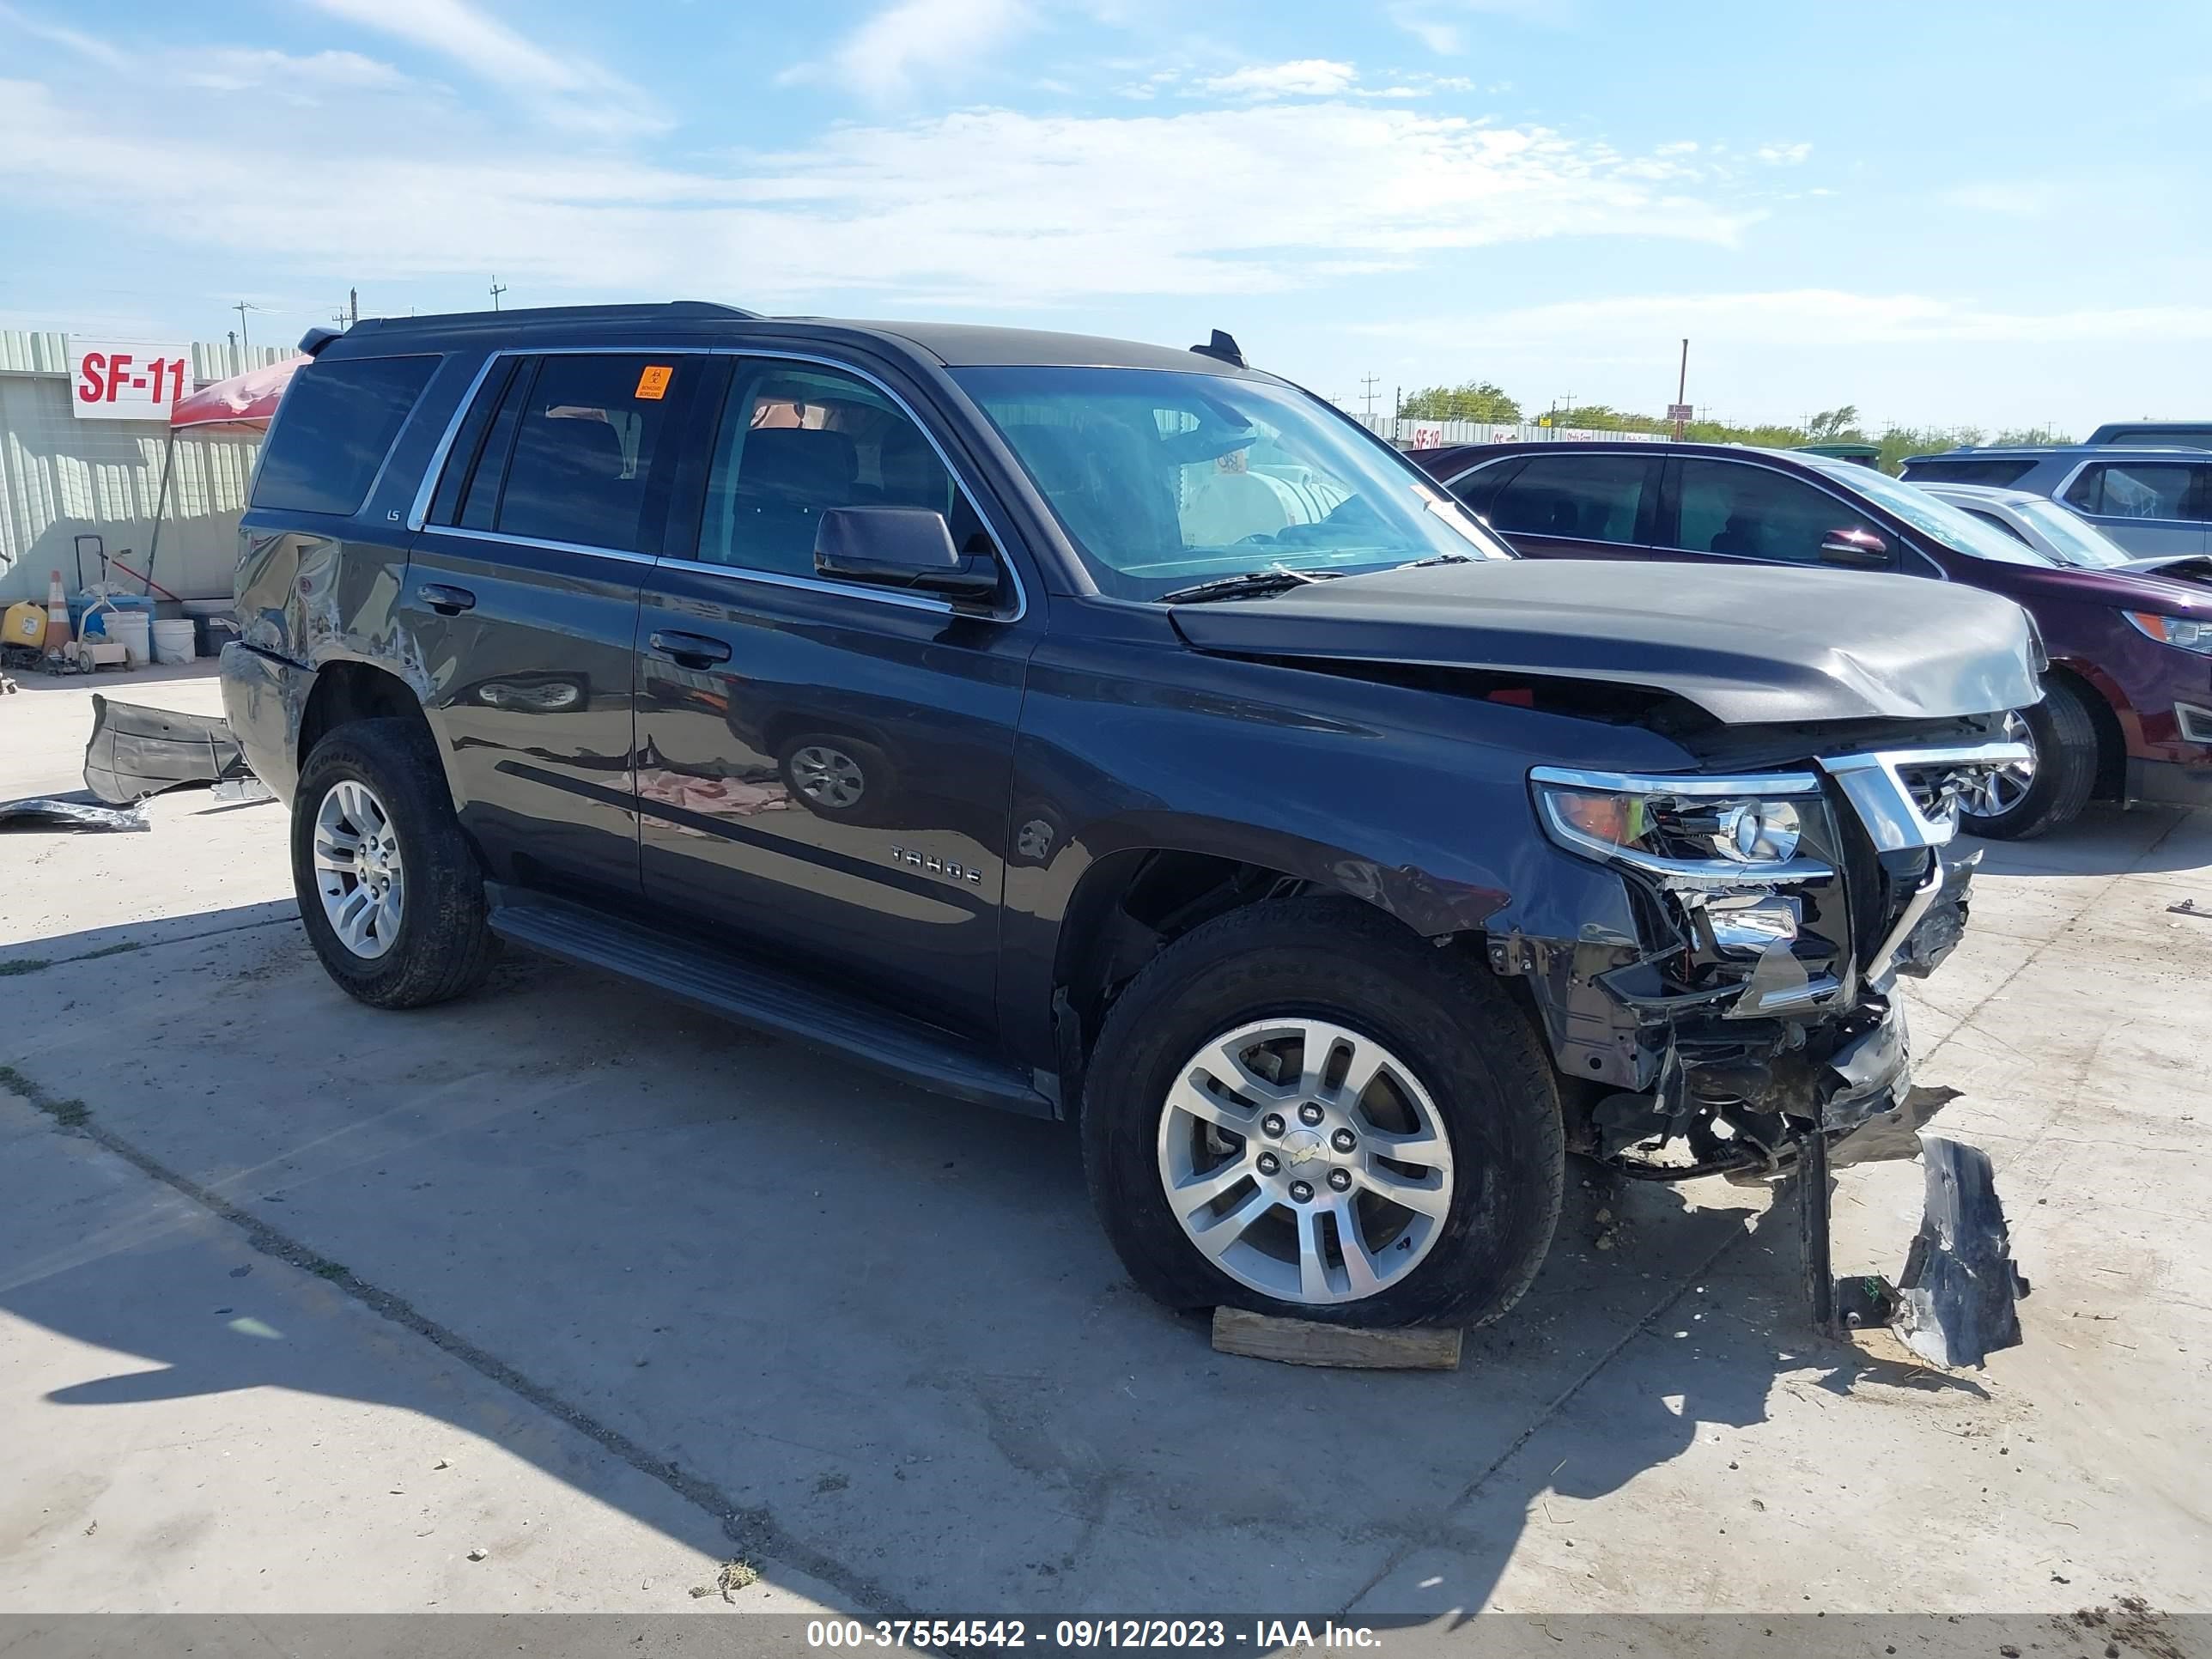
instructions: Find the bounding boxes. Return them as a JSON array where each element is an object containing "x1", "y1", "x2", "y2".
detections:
[
  {"x1": 1400, "y1": 552, "x2": 1473, "y2": 568},
  {"x1": 1159, "y1": 566, "x2": 1345, "y2": 605}
]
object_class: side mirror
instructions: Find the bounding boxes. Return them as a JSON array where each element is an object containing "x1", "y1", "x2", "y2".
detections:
[
  {"x1": 814, "y1": 507, "x2": 1000, "y2": 602},
  {"x1": 1818, "y1": 527, "x2": 1890, "y2": 568}
]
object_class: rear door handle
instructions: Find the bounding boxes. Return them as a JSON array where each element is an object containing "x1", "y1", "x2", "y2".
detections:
[
  {"x1": 416, "y1": 583, "x2": 476, "y2": 616},
  {"x1": 647, "y1": 629, "x2": 732, "y2": 668}
]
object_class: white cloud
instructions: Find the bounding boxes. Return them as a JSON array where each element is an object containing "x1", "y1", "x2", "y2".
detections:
[
  {"x1": 786, "y1": 0, "x2": 1035, "y2": 103},
  {"x1": 1941, "y1": 181, "x2": 2057, "y2": 218},
  {"x1": 1200, "y1": 59, "x2": 1358, "y2": 99},
  {"x1": 300, "y1": 0, "x2": 659, "y2": 134},
  {"x1": 1389, "y1": 0, "x2": 1559, "y2": 54},
  {"x1": 0, "y1": 0, "x2": 127, "y2": 67},
  {"x1": 1360, "y1": 289, "x2": 2212, "y2": 349},
  {"x1": 177, "y1": 48, "x2": 409, "y2": 95},
  {"x1": 0, "y1": 78, "x2": 1756, "y2": 308},
  {"x1": 1755, "y1": 142, "x2": 1812, "y2": 166}
]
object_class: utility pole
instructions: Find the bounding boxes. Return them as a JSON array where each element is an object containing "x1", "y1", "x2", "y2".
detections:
[
  {"x1": 489, "y1": 278, "x2": 507, "y2": 312},
  {"x1": 1672, "y1": 337, "x2": 1689, "y2": 441},
  {"x1": 349, "y1": 287, "x2": 359, "y2": 326},
  {"x1": 1359, "y1": 374, "x2": 1381, "y2": 419},
  {"x1": 233, "y1": 301, "x2": 255, "y2": 356}
]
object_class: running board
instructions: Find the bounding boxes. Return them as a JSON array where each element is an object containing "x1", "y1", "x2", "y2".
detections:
[{"x1": 487, "y1": 895, "x2": 1054, "y2": 1117}]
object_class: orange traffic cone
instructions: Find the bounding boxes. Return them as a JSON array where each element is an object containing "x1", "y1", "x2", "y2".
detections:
[{"x1": 44, "y1": 569, "x2": 71, "y2": 653}]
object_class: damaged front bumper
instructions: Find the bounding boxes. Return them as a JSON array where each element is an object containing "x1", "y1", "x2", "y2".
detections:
[{"x1": 1493, "y1": 741, "x2": 2033, "y2": 1364}]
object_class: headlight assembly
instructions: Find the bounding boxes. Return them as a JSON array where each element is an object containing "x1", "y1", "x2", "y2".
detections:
[
  {"x1": 2124, "y1": 611, "x2": 2212, "y2": 656},
  {"x1": 1529, "y1": 767, "x2": 1838, "y2": 884}
]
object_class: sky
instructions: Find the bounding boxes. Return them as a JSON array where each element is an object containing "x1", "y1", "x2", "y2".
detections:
[{"x1": 3, "y1": 0, "x2": 2209, "y2": 434}]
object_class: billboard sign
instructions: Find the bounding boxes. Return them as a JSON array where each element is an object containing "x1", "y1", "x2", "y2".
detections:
[{"x1": 70, "y1": 339, "x2": 192, "y2": 421}]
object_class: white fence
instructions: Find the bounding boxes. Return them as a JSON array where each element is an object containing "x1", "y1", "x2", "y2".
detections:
[{"x1": 1352, "y1": 415, "x2": 1666, "y2": 448}]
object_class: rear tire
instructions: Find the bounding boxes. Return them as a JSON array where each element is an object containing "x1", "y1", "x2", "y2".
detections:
[
  {"x1": 1081, "y1": 896, "x2": 1564, "y2": 1328},
  {"x1": 1962, "y1": 678, "x2": 2100, "y2": 840},
  {"x1": 291, "y1": 717, "x2": 498, "y2": 1008}
]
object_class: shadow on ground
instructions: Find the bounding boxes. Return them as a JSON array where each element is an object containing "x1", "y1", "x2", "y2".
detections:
[{"x1": 0, "y1": 901, "x2": 1956, "y2": 1617}]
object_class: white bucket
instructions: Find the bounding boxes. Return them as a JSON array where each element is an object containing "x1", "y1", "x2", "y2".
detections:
[
  {"x1": 151, "y1": 617, "x2": 197, "y2": 665},
  {"x1": 106, "y1": 610, "x2": 152, "y2": 666}
]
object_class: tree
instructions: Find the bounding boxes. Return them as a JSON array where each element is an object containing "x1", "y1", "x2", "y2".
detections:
[
  {"x1": 1804, "y1": 406, "x2": 1865, "y2": 441},
  {"x1": 1401, "y1": 380, "x2": 1522, "y2": 422}
]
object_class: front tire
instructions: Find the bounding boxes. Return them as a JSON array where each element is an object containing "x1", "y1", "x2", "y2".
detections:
[
  {"x1": 1960, "y1": 678, "x2": 2100, "y2": 840},
  {"x1": 1081, "y1": 897, "x2": 1565, "y2": 1328},
  {"x1": 291, "y1": 717, "x2": 497, "y2": 1008}
]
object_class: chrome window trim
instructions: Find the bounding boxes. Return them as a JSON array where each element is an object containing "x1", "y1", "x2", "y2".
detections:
[
  {"x1": 1818, "y1": 740, "x2": 2034, "y2": 852},
  {"x1": 652, "y1": 555, "x2": 957, "y2": 614},
  {"x1": 406, "y1": 353, "x2": 504, "y2": 532},
  {"x1": 420, "y1": 524, "x2": 659, "y2": 566},
  {"x1": 404, "y1": 343, "x2": 1028, "y2": 623},
  {"x1": 2051, "y1": 456, "x2": 2210, "y2": 528}
]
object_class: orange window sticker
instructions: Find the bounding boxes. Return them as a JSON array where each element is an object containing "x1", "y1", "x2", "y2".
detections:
[{"x1": 635, "y1": 365, "x2": 672, "y2": 400}]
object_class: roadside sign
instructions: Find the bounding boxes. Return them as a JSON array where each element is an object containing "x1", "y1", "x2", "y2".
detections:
[
  {"x1": 1409, "y1": 422, "x2": 1444, "y2": 449},
  {"x1": 70, "y1": 338, "x2": 191, "y2": 421},
  {"x1": 1667, "y1": 404, "x2": 1694, "y2": 423}
]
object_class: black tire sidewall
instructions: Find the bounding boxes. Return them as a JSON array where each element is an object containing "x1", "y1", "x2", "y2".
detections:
[
  {"x1": 1083, "y1": 899, "x2": 1563, "y2": 1329},
  {"x1": 290, "y1": 719, "x2": 492, "y2": 1006},
  {"x1": 1961, "y1": 678, "x2": 2100, "y2": 840}
]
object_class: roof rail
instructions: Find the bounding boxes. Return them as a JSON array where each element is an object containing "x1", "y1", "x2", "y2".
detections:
[{"x1": 345, "y1": 300, "x2": 758, "y2": 334}]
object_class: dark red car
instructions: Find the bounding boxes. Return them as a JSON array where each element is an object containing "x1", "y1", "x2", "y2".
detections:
[{"x1": 1413, "y1": 441, "x2": 2212, "y2": 836}]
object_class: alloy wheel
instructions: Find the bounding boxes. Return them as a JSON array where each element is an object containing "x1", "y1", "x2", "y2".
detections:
[
  {"x1": 1155, "y1": 1018, "x2": 1455, "y2": 1306},
  {"x1": 311, "y1": 778, "x2": 404, "y2": 959},
  {"x1": 1964, "y1": 711, "x2": 2039, "y2": 820}
]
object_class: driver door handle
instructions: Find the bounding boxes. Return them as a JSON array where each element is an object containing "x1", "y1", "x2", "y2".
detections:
[{"x1": 647, "y1": 629, "x2": 732, "y2": 668}]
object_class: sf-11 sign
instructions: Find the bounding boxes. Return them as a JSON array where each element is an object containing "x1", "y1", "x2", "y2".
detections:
[{"x1": 71, "y1": 339, "x2": 192, "y2": 421}]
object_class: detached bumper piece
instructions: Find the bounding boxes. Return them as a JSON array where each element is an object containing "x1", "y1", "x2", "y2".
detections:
[
  {"x1": 82, "y1": 694, "x2": 255, "y2": 805},
  {"x1": 1807, "y1": 1132, "x2": 2027, "y2": 1369}
]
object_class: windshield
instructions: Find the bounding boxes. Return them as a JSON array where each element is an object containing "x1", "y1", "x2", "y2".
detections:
[
  {"x1": 1796, "y1": 454, "x2": 2053, "y2": 567},
  {"x1": 952, "y1": 366, "x2": 1510, "y2": 599},
  {"x1": 2012, "y1": 498, "x2": 2135, "y2": 568}
]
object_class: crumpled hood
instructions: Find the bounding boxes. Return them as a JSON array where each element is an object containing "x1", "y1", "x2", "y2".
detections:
[{"x1": 1170, "y1": 559, "x2": 2044, "y2": 726}]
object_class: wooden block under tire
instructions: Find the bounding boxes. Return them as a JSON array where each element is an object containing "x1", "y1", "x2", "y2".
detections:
[{"x1": 1210, "y1": 1307, "x2": 1462, "y2": 1370}]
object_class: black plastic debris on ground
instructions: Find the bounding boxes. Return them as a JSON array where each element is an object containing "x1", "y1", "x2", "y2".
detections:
[
  {"x1": 1894, "y1": 1135, "x2": 2028, "y2": 1370},
  {"x1": 0, "y1": 795, "x2": 149, "y2": 833}
]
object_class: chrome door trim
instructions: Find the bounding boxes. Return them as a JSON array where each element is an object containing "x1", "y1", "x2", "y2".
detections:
[{"x1": 403, "y1": 343, "x2": 1030, "y2": 623}]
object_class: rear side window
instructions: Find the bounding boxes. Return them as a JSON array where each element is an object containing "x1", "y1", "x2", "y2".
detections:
[
  {"x1": 430, "y1": 355, "x2": 690, "y2": 554},
  {"x1": 2063, "y1": 461, "x2": 2201, "y2": 521},
  {"x1": 1897, "y1": 459, "x2": 2036, "y2": 487},
  {"x1": 1486, "y1": 454, "x2": 1651, "y2": 544},
  {"x1": 252, "y1": 355, "x2": 437, "y2": 514}
]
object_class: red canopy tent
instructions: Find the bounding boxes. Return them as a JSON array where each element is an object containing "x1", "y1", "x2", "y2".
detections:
[{"x1": 141, "y1": 356, "x2": 307, "y2": 596}]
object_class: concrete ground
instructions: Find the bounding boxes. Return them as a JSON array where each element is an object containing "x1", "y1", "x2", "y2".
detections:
[{"x1": 3, "y1": 663, "x2": 2209, "y2": 1623}]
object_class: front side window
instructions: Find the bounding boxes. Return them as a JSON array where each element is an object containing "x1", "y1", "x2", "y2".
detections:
[
  {"x1": 1798, "y1": 453, "x2": 2051, "y2": 567},
  {"x1": 1673, "y1": 459, "x2": 1881, "y2": 564},
  {"x1": 697, "y1": 361, "x2": 988, "y2": 580},
  {"x1": 252, "y1": 354, "x2": 437, "y2": 515},
  {"x1": 2065, "y1": 462, "x2": 2199, "y2": 521},
  {"x1": 1486, "y1": 454, "x2": 1652, "y2": 544},
  {"x1": 952, "y1": 366, "x2": 1508, "y2": 600}
]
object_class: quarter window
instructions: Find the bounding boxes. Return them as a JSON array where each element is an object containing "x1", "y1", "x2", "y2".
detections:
[
  {"x1": 696, "y1": 361, "x2": 988, "y2": 578},
  {"x1": 252, "y1": 354, "x2": 437, "y2": 515},
  {"x1": 1484, "y1": 455, "x2": 1652, "y2": 544},
  {"x1": 1898, "y1": 459, "x2": 2036, "y2": 488},
  {"x1": 2063, "y1": 462, "x2": 2203, "y2": 521},
  {"x1": 1672, "y1": 460, "x2": 1881, "y2": 564}
]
